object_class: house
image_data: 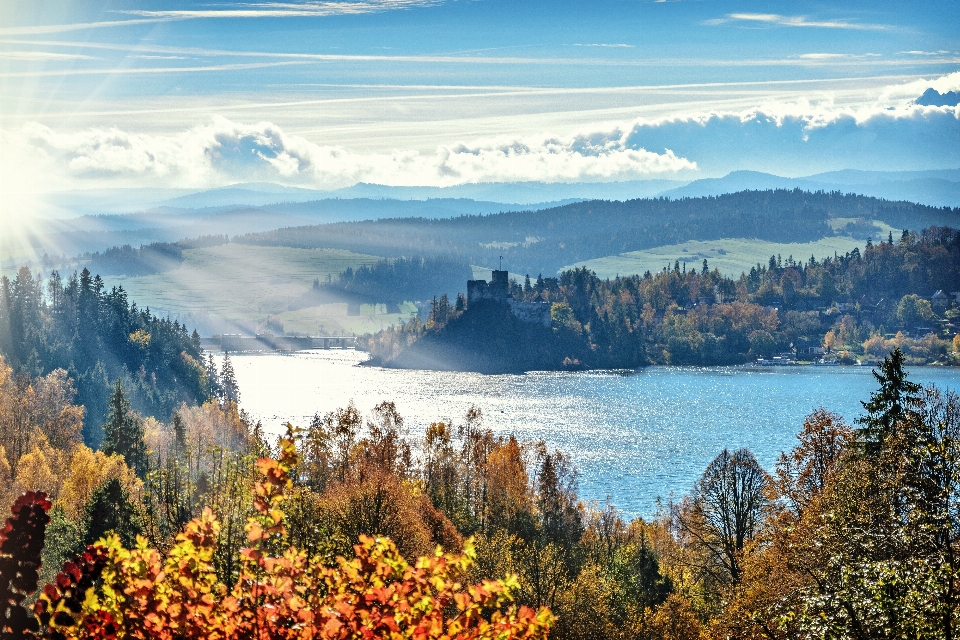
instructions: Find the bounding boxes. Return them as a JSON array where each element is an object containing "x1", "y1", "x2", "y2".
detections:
[{"x1": 931, "y1": 290, "x2": 950, "y2": 309}]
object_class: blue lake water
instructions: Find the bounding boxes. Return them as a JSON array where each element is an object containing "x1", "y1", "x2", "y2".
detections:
[{"x1": 220, "y1": 350, "x2": 960, "y2": 519}]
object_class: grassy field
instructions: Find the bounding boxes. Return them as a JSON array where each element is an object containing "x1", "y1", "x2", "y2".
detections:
[
  {"x1": 568, "y1": 233, "x2": 886, "y2": 279},
  {"x1": 104, "y1": 244, "x2": 420, "y2": 336}
]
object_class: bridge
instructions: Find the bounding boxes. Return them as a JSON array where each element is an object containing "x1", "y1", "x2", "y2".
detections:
[{"x1": 213, "y1": 334, "x2": 357, "y2": 352}]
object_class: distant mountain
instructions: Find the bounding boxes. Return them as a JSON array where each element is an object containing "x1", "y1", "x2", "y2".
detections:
[
  {"x1": 34, "y1": 180, "x2": 684, "y2": 219},
  {"x1": 661, "y1": 169, "x2": 960, "y2": 207},
  {"x1": 37, "y1": 169, "x2": 959, "y2": 224},
  {"x1": 3, "y1": 197, "x2": 583, "y2": 266},
  {"x1": 321, "y1": 179, "x2": 687, "y2": 204},
  {"x1": 237, "y1": 189, "x2": 959, "y2": 277}
]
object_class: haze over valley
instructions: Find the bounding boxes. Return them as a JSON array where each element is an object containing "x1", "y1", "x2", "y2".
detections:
[{"x1": 2, "y1": 1, "x2": 960, "y2": 637}]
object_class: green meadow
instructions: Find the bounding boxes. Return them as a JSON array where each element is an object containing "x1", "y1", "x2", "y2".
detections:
[{"x1": 567, "y1": 232, "x2": 894, "y2": 280}]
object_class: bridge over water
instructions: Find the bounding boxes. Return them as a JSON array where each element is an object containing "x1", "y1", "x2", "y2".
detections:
[{"x1": 208, "y1": 334, "x2": 357, "y2": 352}]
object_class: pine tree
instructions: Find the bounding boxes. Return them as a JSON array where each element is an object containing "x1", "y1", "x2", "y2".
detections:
[
  {"x1": 172, "y1": 410, "x2": 187, "y2": 456},
  {"x1": 856, "y1": 348, "x2": 921, "y2": 455},
  {"x1": 220, "y1": 353, "x2": 240, "y2": 404},
  {"x1": 101, "y1": 378, "x2": 148, "y2": 477},
  {"x1": 83, "y1": 478, "x2": 143, "y2": 547},
  {"x1": 205, "y1": 352, "x2": 224, "y2": 402}
]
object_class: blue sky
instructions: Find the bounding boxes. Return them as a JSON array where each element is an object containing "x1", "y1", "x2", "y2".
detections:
[{"x1": 1, "y1": 0, "x2": 959, "y2": 199}]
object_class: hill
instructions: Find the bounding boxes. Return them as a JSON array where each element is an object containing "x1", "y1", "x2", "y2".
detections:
[{"x1": 238, "y1": 190, "x2": 960, "y2": 277}]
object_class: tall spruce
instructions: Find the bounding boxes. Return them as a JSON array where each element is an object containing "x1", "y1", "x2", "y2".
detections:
[
  {"x1": 84, "y1": 478, "x2": 143, "y2": 548},
  {"x1": 856, "y1": 347, "x2": 922, "y2": 455},
  {"x1": 101, "y1": 378, "x2": 148, "y2": 477},
  {"x1": 220, "y1": 353, "x2": 240, "y2": 404}
]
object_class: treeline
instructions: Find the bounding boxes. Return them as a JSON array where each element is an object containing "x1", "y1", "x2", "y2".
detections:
[
  {"x1": 0, "y1": 353, "x2": 671, "y2": 638},
  {"x1": 369, "y1": 227, "x2": 960, "y2": 370},
  {"x1": 3, "y1": 349, "x2": 956, "y2": 637},
  {"x1": 237, "y1": 190, "x2": 959, "y2": 275},
  {"x1": 661, "y1": 351, "x2": 960, "y2": 637},
  {"x1": 76, "y1": 235, "x2": 230, "y2": 277},
  {"x1": 0, "y1": 266, "x2": 212, "y2": 444},
  {"x1": 320, "y1": 255, "x2": 473, "y2": 304}
]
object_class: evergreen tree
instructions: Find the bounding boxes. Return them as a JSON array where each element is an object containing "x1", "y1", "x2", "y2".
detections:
[
  {"x1": 856, "y1": 348, "x2": 922, "y2": 455},
  {"x1": 101, "y1": 378, "x2": 148, "y2": 477},
  {"x1": 220, "y1": 353, "x2": 240, "y2": 404},
  {"x1": 172, "y1": 410, "x2": 187, "y2": 456},
  {"x1": 83, "y1": 477, "x2": 143, "y2": 548},
  {"x1": 206, "y1": 353, "x2": 223, "y2": 400}
]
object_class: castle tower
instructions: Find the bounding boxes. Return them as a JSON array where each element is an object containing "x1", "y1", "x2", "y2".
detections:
[{"x1": 489, "y1": 270, "x2": 509, "y2": 300}]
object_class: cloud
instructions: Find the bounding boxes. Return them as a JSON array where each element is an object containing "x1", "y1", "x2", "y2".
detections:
[
  {"x1": 798, "y1": 53, "x2": 881, "y2": 60},
  {"x1": 620, "y1": 101, "x2": 960, "y2": 176},
  {"x1": 878, "y1": 70, "x2": 960, "y2": 102},
  {"x1": 0, "y1": 51, "x2": 97, "y2": 61},
  {"x1": 0, "y1": 1, "x2": 440, "y2": 35},
  {"x1": 0, "y1": 117, "x2": 696, "y2": 193},
  {"x1": 4, "y1": 73, "x2": 959, "y2": 197},
  {"x1": 0, "y1": 18, "x2": 180, "y2": 36},
  {"x1": 120, "y1": 1, "x2": 441, "y2": 19},
  {"x1": 0, "y1": 60, "x2": 311, "y2": 78},
  {"x1": 704, "y1": 13, "x2": 892, "y2": 31},
  {"x1": 571, "y1": 43, "x2": 635, "y2": 48}
]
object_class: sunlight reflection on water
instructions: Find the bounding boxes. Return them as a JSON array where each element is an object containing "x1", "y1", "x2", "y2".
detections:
[{"x1": 218, "y1": 350, "x2": 960, "y2": 519}]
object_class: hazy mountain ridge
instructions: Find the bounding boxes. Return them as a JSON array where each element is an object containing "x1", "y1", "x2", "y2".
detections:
[{"x1": 237, "y1": 189, "x2": 958, "y2": 277}]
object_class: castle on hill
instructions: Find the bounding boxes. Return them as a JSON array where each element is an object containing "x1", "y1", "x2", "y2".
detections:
[{"x1": 467, "y1": 270, "x2": 551, "y2": 326}]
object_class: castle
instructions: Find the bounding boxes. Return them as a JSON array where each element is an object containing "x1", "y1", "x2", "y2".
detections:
[{"x1": 467, "y1": 270, "x2": 551, "y2": 326}]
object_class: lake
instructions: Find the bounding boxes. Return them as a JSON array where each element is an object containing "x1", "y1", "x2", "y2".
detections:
[{"x1": 218, "y1": 350, "x2": 960, "y2": 519}]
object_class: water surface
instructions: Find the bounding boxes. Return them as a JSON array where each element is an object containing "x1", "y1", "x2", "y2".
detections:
[{"x1": 220, "y1": 350, "x2": 960, "y2": 518}]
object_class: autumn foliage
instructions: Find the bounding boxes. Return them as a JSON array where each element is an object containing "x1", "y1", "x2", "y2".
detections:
[{"x1": 0, "y1": 427, "x2": 552, "y2": 639}]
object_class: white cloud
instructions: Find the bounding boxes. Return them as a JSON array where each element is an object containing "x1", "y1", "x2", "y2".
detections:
[
  {"x1": 705, "y1": 13, "x2": 892, "y2": 31},
  {"x1": 0, "y1": 18, "x2": 180, "y2": 36},
  {"x1": 571, "y1": 43, "x2": 635, "y2": 48},
  {"x1": 4, "y1": 72, "x2": 959, "y2": 199},
  {"x1": 878, "y1": 70, "x2": 960, "y2": 102},
  {"x1": 0, "y1": 116, "x2": 696, "y2": 193},
  {"x1": 798, "y1": 53, "x2": 881, "y2": 60},
  {"x1": 0, "y1": 1, "x2": 440, "y2": 35},
  {"x1": 0, "y1": 51, "x2": 97, "y2": 61},
  {"x1": 120, "y1": 1, "x2": 441, "y2": 19}
]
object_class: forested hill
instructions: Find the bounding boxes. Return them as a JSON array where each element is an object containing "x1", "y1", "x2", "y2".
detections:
[
  {"x1": 237, "y1": 190, "x2": 959, "y2": 276},
  {"x1": 0, "y1": 267, "x2": 211, "y2": 445}
]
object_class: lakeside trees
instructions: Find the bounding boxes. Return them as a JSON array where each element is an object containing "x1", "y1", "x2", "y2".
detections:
[
  {"x1": 1, "y1": 348, "x2": 960, "y2": 636},
  {"x1": 368, "y1": 226, "x2": 960, "y2": 371}
]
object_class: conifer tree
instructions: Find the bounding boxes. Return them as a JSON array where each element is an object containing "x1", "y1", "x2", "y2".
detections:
[
  {"x1": 172, "y1": 410, "x2": 187, "y2": 456},
  {"x1": 83, "y1": 478, "x2": 143, "y2": 548},
  {"x1": 205, "y1": 353, "x2": 222, "y2": 400},
  {"x1": 220, "y1": 352, "x2": 240, "y2": 404},
  {"x1": 856, "y1": 347, "x2": 921, "y2": 455},
  {"x1": 101, "y1": 378, "x2": 147, "y2": 477}
]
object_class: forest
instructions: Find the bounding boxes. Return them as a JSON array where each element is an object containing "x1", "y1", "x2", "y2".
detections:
[
  {"x1": 237, "y1": 190, "x2": 960, "y2": 276},
  {"x1": 76, "y1": 235, "x2": 231, "y2": 277},
  {"x1": 367, "y1": 226, "x2": 960, "y2": 371},
  {"x1": 312, "y1": 256, "x2": 473, "y2": 305},
  {"x1": 1, "y1": 344, "x2": 959, "y2": 638},
  {"x1": 0, "y1": 266, "x2": 215, "y2": 445}
]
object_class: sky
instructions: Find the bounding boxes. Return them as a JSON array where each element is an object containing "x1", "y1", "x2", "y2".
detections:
[{"x1": 1, "y1": 0, "x2": 959, "y2": 205}]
